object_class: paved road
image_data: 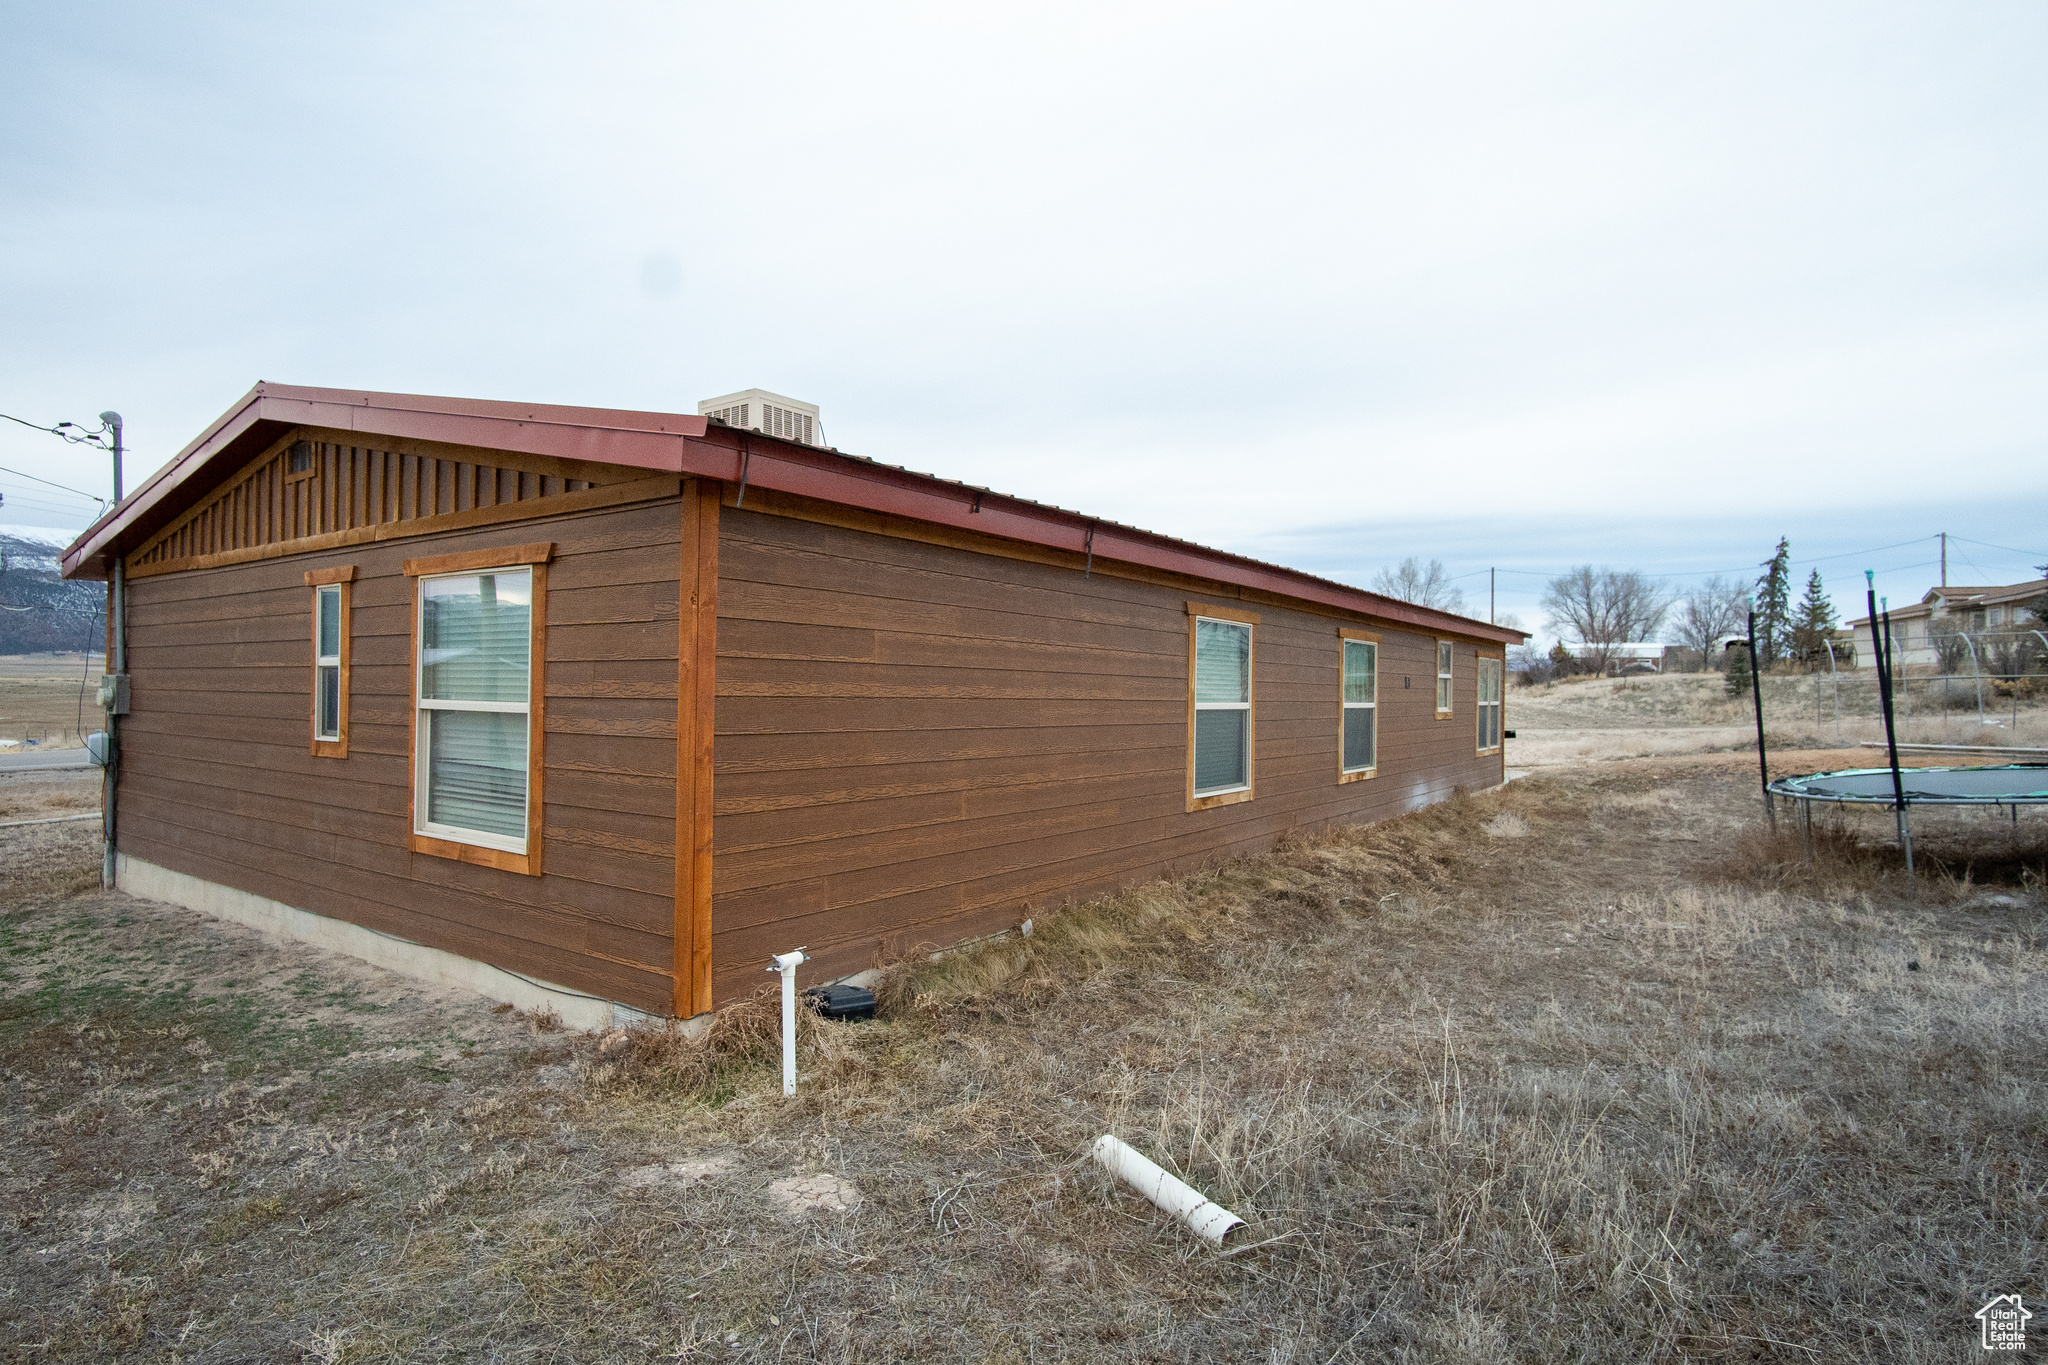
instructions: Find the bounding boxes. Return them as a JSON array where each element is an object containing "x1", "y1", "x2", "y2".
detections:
[{"x1": 0, "y1": 747, "x2": 95, "y2": 773}]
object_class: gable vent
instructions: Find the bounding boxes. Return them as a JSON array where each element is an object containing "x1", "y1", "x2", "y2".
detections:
[{"x1": 697, "y1": 389, "x2": 820, "y2": 446}]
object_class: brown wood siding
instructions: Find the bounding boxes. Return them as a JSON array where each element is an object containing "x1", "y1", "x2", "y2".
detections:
[
  {"x1": 709, "y1": 508, "x2": 1505, "y2": 1004},
  {"x1": 117, "y1": 498, "x2": 684, "y2": 1014}
]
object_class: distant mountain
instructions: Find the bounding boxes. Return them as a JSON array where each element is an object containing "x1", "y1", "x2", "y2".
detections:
[{"x1": 0, "y1": 528, "x2": 103, "y2": 655}]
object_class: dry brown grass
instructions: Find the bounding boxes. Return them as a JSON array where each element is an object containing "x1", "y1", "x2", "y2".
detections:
[
  {"x1": 1510, "y1": 669, "x2": 2048, "y2": 768},
  {"x1": 2, "y1": 757, "x2": 2045, "y2": 1362},
  {"x1": 0, "y1": 776, "x2": 101, "y2": 904},
  {"x1": 0, "y1": 653, "x2": 103, "y2": 750}
]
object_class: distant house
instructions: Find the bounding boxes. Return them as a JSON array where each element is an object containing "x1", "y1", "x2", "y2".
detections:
[
  {"x1": 1561, "y1": 642, "x2": 1665, "y2": 674},
  {"x1": 1846, "y1": 579, "x2": 2045, "y2": 670},
  {"x1": 63, "y1": 383, "x2": 1527, "y2": 1027}
]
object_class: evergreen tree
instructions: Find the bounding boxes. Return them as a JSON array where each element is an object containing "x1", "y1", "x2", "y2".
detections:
[
  {"x1": 1725, "y1": 640, "x2": 1754, "y2": 698},
  {"x1": 1789, "y1": 568, "x2": 1836, "y2": 667},
  {"x1": 1754, "y1": 539, "x2": 1793, "y2": 668}
]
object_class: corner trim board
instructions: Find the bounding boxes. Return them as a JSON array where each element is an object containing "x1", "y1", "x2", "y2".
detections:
[{"x1": 675, "y1": 480, "x2": 718, "y2": 1018}]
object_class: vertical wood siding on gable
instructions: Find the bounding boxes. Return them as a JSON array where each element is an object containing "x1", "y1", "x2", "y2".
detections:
[
  {"x1": 115, "y1": 498, "x2": 686, "y2": 1014},
  {"x1": 708, "y1": 508, "x2": 1504, "y2": 1005},
  {"x1": 128, "y1": 432, "x2": 606, "y2": 571}
]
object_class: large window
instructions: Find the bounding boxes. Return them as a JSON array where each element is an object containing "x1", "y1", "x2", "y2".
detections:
[
  {"x1": 1435, "y1": 639, "x2": 1455, "y2": 716},
  {"x1": 305, "y1": 565, "x2": 353, "y2": 758},
  {"x1": 407, "y1": 543, "x2": 551, "y2": 872},
  {"x1": 1187, "y1": 603, "x2": 1256, "y2": 809},
  {"x1": 1477, "y1": 655, "x2": 1504, "y2": 754},
  {"x1": 1339, "y1": 632, "x2": 1378, "y2": 780}
]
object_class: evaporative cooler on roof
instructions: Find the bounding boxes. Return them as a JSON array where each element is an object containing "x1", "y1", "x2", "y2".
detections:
[{"x1": 697, "y1": 389, "x2": 820, "y2": 446}]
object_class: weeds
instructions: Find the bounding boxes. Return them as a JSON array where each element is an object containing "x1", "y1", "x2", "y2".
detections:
[{"x1": 2, "y1": 757, "x2": 2044, "y2": 1360}]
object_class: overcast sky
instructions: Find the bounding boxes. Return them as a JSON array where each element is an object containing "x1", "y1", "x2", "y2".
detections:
[{"x1": 5, "y1": 2, "x2": 2044, "y2": 637}]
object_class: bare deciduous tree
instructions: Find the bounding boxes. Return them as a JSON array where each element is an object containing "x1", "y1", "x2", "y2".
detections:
[
  {"x1": 1541, "y1": 566, "x2": 1670, "y2": 674},
  {"x1": 1371, "y1": 557, "x2": 1466, "y2": 614},
  {"x1": 1667, "y1": 575, "x2": 1748, "y2": 673}
]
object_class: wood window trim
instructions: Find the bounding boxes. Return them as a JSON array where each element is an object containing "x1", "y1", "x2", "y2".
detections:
[
  {"x1": 1186, "y1": 599, "x2": 1260, "y2": 625},
  {"x1": 405, "y1": 553, "x2": 549, "y2": 877},
  {"x1": 306, "y1": 565, "x2": 356, "y2": 758},
  {"x1": 1337, "y1": 626, "x2": 1380, "y2": 784},
  {"x1": 1186, "y1": 601, "x2": 1256, "y2": 812},
  {"x1": 402, "y1": 541, "x2": 555, "y2": 578},
  {"x1": 1476, "y1": 650, "x2": 1506, "y2": 757},
  {"x1": 1435, "y1": 638, "x2": 1455, "y2": 718}
]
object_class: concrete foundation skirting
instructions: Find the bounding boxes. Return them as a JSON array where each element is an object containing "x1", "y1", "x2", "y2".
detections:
[{"x1": 115, "y1": 854, "x2": 652, "y2": 1033}]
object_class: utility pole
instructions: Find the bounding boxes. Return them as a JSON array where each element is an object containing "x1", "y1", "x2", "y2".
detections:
[
  {"x1": 1489, "y1": 567, "x2": 1495, "y2": 624},
  {"x1": 101, "y1": 411, "x2": 125, "y2": 890},
  {"x1": 1939, "y1": 531, "x2": 1946, "y2": 588}
]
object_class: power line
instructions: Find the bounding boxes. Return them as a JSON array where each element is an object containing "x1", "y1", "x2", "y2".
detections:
[
  {"x1": 0, "y1": 468, "x2": 106, "y2": 504},
  {"x1": 0, "y1": 410, "x2": 115, "y2": 450},
  {"x1": 1949, "y1": 534, "x2": 2048, "y2": 560},
  {"x1": 1449, "y1": 534, "x2": 2035, "y2": 589}
]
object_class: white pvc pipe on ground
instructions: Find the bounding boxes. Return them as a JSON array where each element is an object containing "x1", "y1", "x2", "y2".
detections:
[
  {"x1": 1090, "y1": 1134, "x2": 1245, "y2": 1246},
  {"x1": 769, "y1": 949, "x2": 807, "y2": 1096}
]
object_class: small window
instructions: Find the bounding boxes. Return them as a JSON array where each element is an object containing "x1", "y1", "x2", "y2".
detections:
[
  {"x1": 287, "y1": 440, "x2": 315, "y2": 480},
  {"x1": 1340, "y1": 635, "x2": 1377, "y2": 779},
  {"x1": 316, "y1": 586, "x2": 342, "y2": 739},
  {"x1": 1436, "y1": 640, "x2": 1454, "y2": 716},
  {"x1": 1476, "y1": 656, "x2": 1503, "y2": 754},
  {"x1": 416, "y1": 567, "x2": 535, "y2": 854},
  {"x1": 305, "y1": 566, "x2": 353, "y2": 756}
]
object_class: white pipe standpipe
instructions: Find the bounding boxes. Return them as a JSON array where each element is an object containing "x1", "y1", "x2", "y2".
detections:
[
  {"x1": 1091, "y1": 1134, "x2": 1245, "y2": 1246},
  {"x1": 768, "y1": 949, "x2": 807, "y2": 1096}
]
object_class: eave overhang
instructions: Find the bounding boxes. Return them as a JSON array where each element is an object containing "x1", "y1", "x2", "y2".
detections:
[{"x1": 64, "y1": 382, "x2": 1528, "y2": 646}]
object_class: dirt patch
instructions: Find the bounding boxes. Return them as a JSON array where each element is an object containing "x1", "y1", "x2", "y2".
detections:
[
  {"x1": 765, "y1": 1172, "x2": 862, "y2": 1217},
  {"x1": 619, "y1": 1153, "x2": 736, "y2": 1190}
]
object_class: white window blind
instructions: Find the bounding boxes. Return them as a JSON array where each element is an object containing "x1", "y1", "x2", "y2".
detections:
[
  {"x1": 416, "y1": 569, "x2": 532, "y2": 849},
  {"x1": 315, "y1": 585, "x2": 342, "y2": 741},
  {"x1": 1193, "y1": 618, "x2": 1251, "y2": 795},
  {"x1": 1436, "y1": 641, "x2": 1454, "y2": 713},
  {"x1": 1342, "y1": 639, "x2": 1377, "y2": 773}
]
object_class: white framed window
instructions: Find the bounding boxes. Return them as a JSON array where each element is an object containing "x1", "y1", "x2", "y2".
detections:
[
  {"x1": 1188, "y1": 604, "x2": 1256, "y2": 807},
  {"x1": 1435, "y1": 639, "x2": 1454, "y2": 716},
  {"x1": 414, "y1": 566, "x2": 535, "y2": 855},
  {"x1": 1340, "y1": 635, "x2": 1378, "y2": 777},
  {"x1": 315, "y1": 585, "x2": 342, "y2": 740},
  {"x1": 305, "y1": 565, "x2": 354, "y2": 757},
  {"x1": 1477, "y1": 656, "x2": 1503, "y2": 754}
]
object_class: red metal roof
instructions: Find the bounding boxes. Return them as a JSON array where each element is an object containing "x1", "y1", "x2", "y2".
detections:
[{"x1": 62, "y1": 381, "x2": 1526, "y2": 644}]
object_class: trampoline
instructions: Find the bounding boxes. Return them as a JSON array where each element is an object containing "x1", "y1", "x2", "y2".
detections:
[
  {"x1": 1741, "y1": 575, "x2": 2043, "y2": 873},
  {"x1": 1765, "y1": 764, "x2": 2048, "y2": 869},
  {"x1": 1768, "y1": 765, "x2": 2048, "y2": 806}
]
